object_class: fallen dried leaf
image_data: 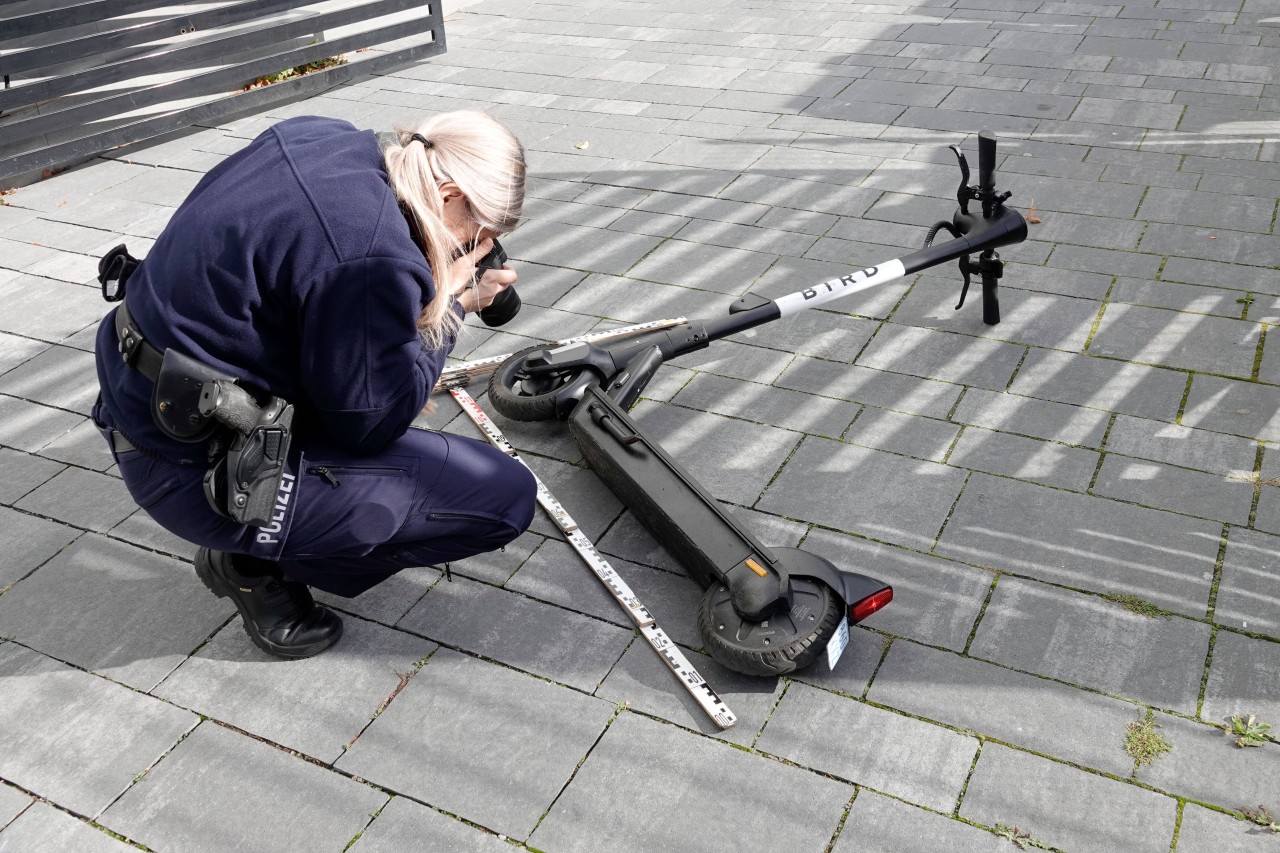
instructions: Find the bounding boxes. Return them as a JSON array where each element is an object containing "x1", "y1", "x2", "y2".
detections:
[{"x1": 575, "y1": 140, "x2": 590, "y2": 150}]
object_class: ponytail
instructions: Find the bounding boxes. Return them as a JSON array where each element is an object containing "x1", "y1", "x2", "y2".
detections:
[{"x1": 383, "y1": 110, "x2": 526, "y2": 349}]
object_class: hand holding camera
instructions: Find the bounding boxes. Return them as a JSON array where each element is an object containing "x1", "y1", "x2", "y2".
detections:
[{"x1": 473, "y1": 238, "x2": 521, "y2": 327}]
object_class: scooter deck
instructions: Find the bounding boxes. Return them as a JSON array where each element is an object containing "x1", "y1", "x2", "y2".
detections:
[{"x1": 569, "y1": 384, "x2": 789, "y2": 606}]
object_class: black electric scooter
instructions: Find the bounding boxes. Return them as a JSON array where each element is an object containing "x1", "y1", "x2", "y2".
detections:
[{"x1": 486, "y1": 131, "x2": 1027, "y2": 676}]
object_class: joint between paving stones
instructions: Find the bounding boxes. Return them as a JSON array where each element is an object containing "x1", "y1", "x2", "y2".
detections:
[
  {"x1": 859, "y1": 632, "x2": 896, "y2": 703},
  {"x1": 1080, "y1": 275, "x2": 1117, "y2": 354},
  {"x1": 931, "y1": 468, "x2": 973, "y2": 557},
  {"x1": 820, "y1": 789, "x2": 859, "y2": 853},
  {"x1": 1088, "y1": 413, "x2": 1118, "y2": 494},
  {"x1": 750, "y1": 677, "x2": 793, "y2": 751},
  {"x1": 952, "y1": 738, "x2": 984, "y2": 819},
  {"x1": 961, "y1": 572, "x2": 1000, "y2": 657},
  {"x1": 526, "y1": 702, "x2": 628, "y2": 841},
  {"x1": 1251, "y1": 325, "x2": 1267, "y2": 382},
  {"x1": 1174, "y1": 372, "x2": 1195, "y2": 425},
  {"x1": 1196, "y1": 624, "x2": 1219, "y2": 722},
  {"x1": 340, "y1": 794, "x2": 391, "y2": 853}
]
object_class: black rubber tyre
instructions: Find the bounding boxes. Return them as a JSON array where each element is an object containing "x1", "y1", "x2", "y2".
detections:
[
  {"x1": 487, "y1": 345, "x2": 582, "y2": 422},
  {"x1": 697, "y1": 577, "x2": 844, "y2": 677}
]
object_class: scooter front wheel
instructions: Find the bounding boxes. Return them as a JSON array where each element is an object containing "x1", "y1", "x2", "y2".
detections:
[
  {"x1": 488, "y1": 345, "x2": 587, "y2": 421},
  {"x1": 697, "y1": 577, "x2": 844, "y2": 677}
]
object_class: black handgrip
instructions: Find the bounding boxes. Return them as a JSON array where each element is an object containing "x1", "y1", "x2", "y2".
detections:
[
  {"x1": 199, "y1": 379, "x2": 261, "y2": 434},
  {"x1": 977, "y1": 130, "x2": 997, "y2": 196}
]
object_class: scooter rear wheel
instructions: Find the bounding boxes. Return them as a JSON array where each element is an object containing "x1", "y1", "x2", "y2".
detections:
[
  {"x1": 488, "y1": 345, "x2": 584, "y2": 421},
  {"x1": 697, "y1": 577, "x2": 844, "y2": 677}
]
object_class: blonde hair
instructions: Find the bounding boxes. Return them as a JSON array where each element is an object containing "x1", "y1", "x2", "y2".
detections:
[{"x1": 383, "y1": 110, "x2": 526, "y2": 348}]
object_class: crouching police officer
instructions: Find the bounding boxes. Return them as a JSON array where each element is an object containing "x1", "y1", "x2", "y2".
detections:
[{"x1": 93, "y1": 111, "x2": 537, "y2": 659}]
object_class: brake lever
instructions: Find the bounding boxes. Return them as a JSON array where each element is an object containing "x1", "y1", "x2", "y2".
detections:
[
  {"x1": 950, "y1": 145, "x2": 975, "y2": 216},
  {"x1": 955, "y1": 256, "x2": 973, "y2": 310}
]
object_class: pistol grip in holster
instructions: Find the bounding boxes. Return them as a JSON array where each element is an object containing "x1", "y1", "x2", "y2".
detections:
[{"x1": 199, "y1": 379, "x2": 295, "y2": 528}]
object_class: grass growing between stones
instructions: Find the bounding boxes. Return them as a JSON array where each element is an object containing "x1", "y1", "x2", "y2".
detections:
[
  {"x1": 1124, "y1": 709, "x2": 1173, "y2": 769},
  {"x1": 1103, "y1": 592, "x2": 1171, "y2": 619},
  {"x1": 1240, "y1": 804, "x2": 1280, "y2": 833},
  {"x1": 993, "y1": 823, "x2": 1054, "y2": 850},
  {"x1": 1229, "y1": 713, "x2": 1272, "y2": 748}
]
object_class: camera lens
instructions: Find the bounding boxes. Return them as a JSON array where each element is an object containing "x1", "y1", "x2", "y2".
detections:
[{"x1": 479, "y1": 285, "x2": 521, "y2": 327}]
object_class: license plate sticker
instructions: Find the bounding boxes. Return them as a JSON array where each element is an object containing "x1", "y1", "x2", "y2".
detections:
[{"x1": 826, "y1": 616, "x2": 850, "y2": 670}]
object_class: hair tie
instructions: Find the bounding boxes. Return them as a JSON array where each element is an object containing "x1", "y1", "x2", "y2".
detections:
[{"x1": 410, "y1": 133, "x2": 433, "y2": 150}]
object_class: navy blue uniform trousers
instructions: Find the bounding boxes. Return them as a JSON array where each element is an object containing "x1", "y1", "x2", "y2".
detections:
[{"x1": 104, "y1": 422, "x2": 537, "y2": 597}]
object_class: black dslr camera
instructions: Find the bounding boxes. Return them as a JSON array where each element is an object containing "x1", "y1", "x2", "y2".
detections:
[{"x1": 473, "y1": 238, "x2": 520, "y2": 327}]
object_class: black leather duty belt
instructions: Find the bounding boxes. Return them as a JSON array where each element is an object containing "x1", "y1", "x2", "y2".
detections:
[{"x1": 114, "y1": 299, "x2": 163, "y2": 382}]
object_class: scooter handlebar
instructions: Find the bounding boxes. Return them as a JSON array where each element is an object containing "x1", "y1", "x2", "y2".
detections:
[{"x1": 978, "y1": 130, "x2": 997, "y2": 196}]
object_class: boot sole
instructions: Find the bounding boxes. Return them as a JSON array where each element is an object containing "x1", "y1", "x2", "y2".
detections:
[{"x1": 194, "y1": 549, "x2": 342, "y2": 660}]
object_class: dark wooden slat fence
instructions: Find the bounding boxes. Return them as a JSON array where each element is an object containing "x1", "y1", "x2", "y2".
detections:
[{"x1": 0, "y1": 0, "x2": 445, "y2": 183}]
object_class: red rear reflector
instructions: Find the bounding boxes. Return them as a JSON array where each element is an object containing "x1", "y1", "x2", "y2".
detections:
[{"x1": 851, "y1": 587, "x2": 893, "y2": 622}]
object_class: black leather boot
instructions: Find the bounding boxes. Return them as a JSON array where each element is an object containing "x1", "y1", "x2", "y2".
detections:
[{"x1": 194, "y1": 548, "x2": 343, "y2": 659}]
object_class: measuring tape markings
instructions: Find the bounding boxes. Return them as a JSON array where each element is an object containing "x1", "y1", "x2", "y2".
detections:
[
  {"x1": 448, "y1": 387, "x2": 737, "y2": 729},
  {"x1": 434, "y1": 317, "x2": 687, "y2": 392}
]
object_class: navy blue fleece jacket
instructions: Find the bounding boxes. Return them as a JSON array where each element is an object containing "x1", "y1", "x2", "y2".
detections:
[{"x1": 96, "y1": 116, "x2": 459, "y2": 461}]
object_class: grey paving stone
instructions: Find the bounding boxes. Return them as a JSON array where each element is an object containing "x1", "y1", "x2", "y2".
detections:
[
  {"x1": 936, "y1": 474, "x2": 1218, "y2": 615},
  {"x1": 554, "y1": 271, "x2": 723, "y2": 324},
  {"x1": 635, "y1": 190, "x2": 770, "y2": 226},
  {"x1": 1139, "y1": 712, "x2": 1280, "y2": 812},
  {"x1": 105, "y1": 508, "x2": 197, "y2": 560},
  {"x1": 36, "y1": 417, "x2": 115, "y2": 471},
  {"x1": 595, "y1": 636, "x2": 785, "y2": 745},
  {"x1": 758, "y1": 682, "x2": 977, "y2": 811},
  {"x1": 959, "y1": 743, "x2": 1178, "y2": 853},
  {"x1": 348, "y1": 795, "x2": 509, "y2": 853},
  {"x1": 15, "y1": 466, "x2": 137, "y2": 534},
  {"x1": 1072, "y1": 95, "x2": 1185, "y2": 129},
  {"x1": 673, "y1": 373, "x2": 858, "y2": 439},
  {"x1": 507, "y1": 219, "x2": 663, "y2": 276},
  {"x1": 0, "y1": 783, "x2": 31, "y2": 829},
  {"x1": 1201, "y1": 629, "x2": 1280, "y2": 727},
  {"x1": 971, "y1": 577, "x2": 1212, "y2": 712},
  {"x1": 0, "y1": 505, "x2": 80, "y2": 589},
  {"x1": 1112, "y1": 277, "x2": 1249, "y2": 319},
  {"x1": 627, "y1": 238, "x2": 779, "y2": 296},
  {"x1": 949, "y1": 427, "x2": 1100, "y2": 491},
  {"x1": 1140, "y1": 223, "x2": 1276, "y2": 268},
  {"x1": 716, "y1": 172, "x2": 880, "y2": 219},
  {"x1": 338, "y1": 648, "x2": 612, "y2": 838},
  {"x1": 522, "y1": 455, "x2": 623, "y2": 541},
  {"x1": 1215, "y1": 528, "x2": 1280, "y2": 638},
  {"x1": 529, "y1": 711, "x2": 851, "y2": 853},
  {"x1": 836, "y1": 790, "x2": 1010, "y2": 853},
  {"x1": 952, "y1": 387, "x2": 1110, "y2": 447},
  {"x1": 0, "y1": 331, "x2": 46, "y2": 376},
  {"x1": 1139, "y1": 186, "x2": 1276, "y2": 234},
  {"x1": 896, "y1": 270, "x2": 1095, "y2": 348},
  {"x1": 0, "y1": 533, "x2": 233, "y2": 690},
  {"x1": 0, "y1": 643, "x2": 196, "y2": 816},
  {"x1": 0, "y1": 395, "x2": 83, "y2": 453},
  {"x1": 843, "y1": 407, "x2": 959, "y2": 462},
  {"x1": 728, "y1": 308, "x2": 878, "y2": 363},
  {"x1": 629, "y1": 400, "x2": 800, "y2": 505},
  {"x1": 800, "y1": 528, "x2": 993, "y2": 652},
  {"x1": 158, "y1": 615, "x2": 435, "y2": 762},
  {"x1": 398, "y1": 575, "x2": 632, "y2": 692},
  {"x1": 759, "y1": 437, "x2": 967, "y2": 551},
  {"x1": 857, "y1": 325, "x2": 1026, "y2": 391},
  {"x1": 870, "y1": 640, "x2": 1143, "y2": 777},
  {"x1": 1182, "y1": 375, "x2": 1280, "y2": 441},
  {"x1": 1009, "y1": 348, "x2": 1187, "y2": 422},
  {"x1": 665, "y1": 335, "x2": 793, "y2": 381},
  {"x1": 1089, "y1": 304, "x2": 1262, "y2": 379},
  {"x1": 776, "y1": 357, "x2": 962, "y2": 419},
  {"x1": 0, "y1": 447, "x2": 65, "y2": 504},
  {"x1": 1176, "y1": 804, "x2": 1280, "y2": 853},
  {"x1": 674, "y1": 217, "x2": 817, "y2": 258},
  {"x1": 1093, "y1": 454, "x2": 1255, "y2": 524},
  {"x1": 0, "y1": 802, "x2": 135, "y2": 852},
  {"x1": 1048, "y1": 243, "x2": 1163, "y2": 280},
  {"x1": 1106, "y1": 414, "x2": 1259, "y2": 476},
  {"x1": 584, "y1": 158, "x2": 740, "y2": 197},
  {"x1": 101, "y1": 721, "x2": 385, "y2": 852},
  {"x1": 508, "y1": 537, "x2": 703, "y2": 647}
]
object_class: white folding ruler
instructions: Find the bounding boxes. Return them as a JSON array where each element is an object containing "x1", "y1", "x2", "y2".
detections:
[
  {"x1": 449, "y1": 387, "x2": 737, "y2": 729},
  {"x1": 433, "y1": 317, "x2": 687, "y2": 392}
]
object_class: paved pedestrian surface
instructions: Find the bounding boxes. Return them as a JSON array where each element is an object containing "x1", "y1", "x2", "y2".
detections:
[{"x1": 2, "y1": 0, "x2": 1279, "y2": 850}]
